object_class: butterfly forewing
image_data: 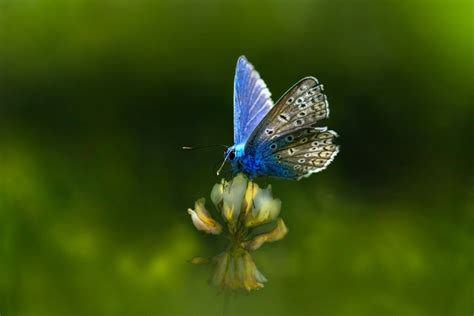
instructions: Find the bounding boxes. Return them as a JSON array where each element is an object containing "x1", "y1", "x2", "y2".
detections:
[
  {"x1": 234, "y1": 56, "x2": 274, "y2": 145},
  {"x1": 246, "y1": 77, "x2": 329, "y2": 151}
]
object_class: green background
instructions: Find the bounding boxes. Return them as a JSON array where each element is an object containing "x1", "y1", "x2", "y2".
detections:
[{"x1": 1, "y1": 0, "x2": 473, "y2": 315}]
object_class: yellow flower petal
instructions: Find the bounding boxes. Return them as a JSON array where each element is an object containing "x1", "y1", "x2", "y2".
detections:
[
  {"x1": 243, "y1": 219, "x2": 288, "y2": 251},
  {"x1": 211, "y1": 249, "x2": 266, "y2": 292},
  {"x1": 242, "y1": 181, "x2": 260, "y2": 217},
  {"x1": 187, "y1": 198, "x2": 222, "y2": 235},
  {"x1": 239, "y1": 251, "x2": 266, "y2": 291}
]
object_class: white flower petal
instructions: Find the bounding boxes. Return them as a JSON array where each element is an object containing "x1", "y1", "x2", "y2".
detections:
[
  {"x1": 210, "y1": 181, "x2": 224, "y2": 207},
  {"x1": 245, "y1": 185, "x2": 281, "y2": 227},
  {"x1": 222, "y1": 174, "x2": 247, "y2": 222}
]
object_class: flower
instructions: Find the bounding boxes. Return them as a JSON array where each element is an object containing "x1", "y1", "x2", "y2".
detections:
[{"x1": 187, "y1": 173, "x2": 288, "y2": 292}]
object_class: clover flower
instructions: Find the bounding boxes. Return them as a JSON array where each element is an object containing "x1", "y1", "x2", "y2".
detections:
[{"x1": 187, "y1": 173, "x2": 288, "y2": 292}]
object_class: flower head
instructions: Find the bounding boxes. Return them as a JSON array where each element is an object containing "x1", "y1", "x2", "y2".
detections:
[{"x1": 187, "y1": 173, "x2": 288, "y2": 292}]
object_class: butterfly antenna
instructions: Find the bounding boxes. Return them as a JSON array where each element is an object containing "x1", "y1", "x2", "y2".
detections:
[{"x1": 182, "y1": 144, "x2": 228, "y2": 151}]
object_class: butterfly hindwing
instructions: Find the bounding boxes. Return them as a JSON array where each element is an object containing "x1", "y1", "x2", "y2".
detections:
[
  {"x1": 234, "y1": 56, "x2": 274, "y2": 145},
  {"x1": 263, "y1": 127, "x2": 339, "y2": 179}
]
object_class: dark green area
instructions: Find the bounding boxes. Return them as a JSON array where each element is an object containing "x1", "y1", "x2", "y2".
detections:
[{"x1": 0, "y1": 0, "x2": 473, "y2": 315}]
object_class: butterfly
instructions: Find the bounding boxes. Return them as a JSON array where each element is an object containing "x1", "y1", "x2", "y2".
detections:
[{"x1": 218, "y1": 56, "x2": 339, "y2": 180}]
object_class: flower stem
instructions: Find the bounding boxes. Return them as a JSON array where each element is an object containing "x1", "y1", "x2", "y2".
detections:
[{"x1": 222, "y1": 292, "x2": 231, "y2": 316}]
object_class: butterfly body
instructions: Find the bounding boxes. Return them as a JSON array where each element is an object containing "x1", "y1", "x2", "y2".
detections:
[
  {"x1": 222, "y1": 56, "x2": 339, "y2": 180},
  {"x1": 226, "y1": 145, "x2": 282, "y2": 179}
]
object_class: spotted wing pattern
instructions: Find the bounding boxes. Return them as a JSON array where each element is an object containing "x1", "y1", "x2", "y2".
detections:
[
  {"x1": 234, "y1": 56, "x2": 274, "y2": 145},
  {"x1": 263, "y1": 127, "x2": 339, "y2": 179},
  {"x1": 246, "y1": 77, "x2": 329, "y2": 150}
]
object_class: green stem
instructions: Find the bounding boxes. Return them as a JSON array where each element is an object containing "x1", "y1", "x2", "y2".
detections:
[{"x1": 222, "y1": 292, "x2": 231, "y2": 316}]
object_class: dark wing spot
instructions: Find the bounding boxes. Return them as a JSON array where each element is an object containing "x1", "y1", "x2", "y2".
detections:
[{"x1": 279, "y1": 114, "x2": 289, "y2": 122}]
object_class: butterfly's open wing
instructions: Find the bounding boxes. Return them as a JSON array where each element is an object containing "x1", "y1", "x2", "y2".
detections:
[
  {"x1": 233, "y1": 56, "x2": 274, "y2": 145},
  {"x1": 246, "y1": 77, "x2": 339, "y2": 180}
]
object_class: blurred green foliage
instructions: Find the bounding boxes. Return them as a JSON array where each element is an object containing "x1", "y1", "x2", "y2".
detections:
[{"x1": 0, "y1": 0, "x2": 473, "y2": 315}]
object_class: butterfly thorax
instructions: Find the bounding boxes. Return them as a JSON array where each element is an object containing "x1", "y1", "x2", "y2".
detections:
[{"x1": 227, "y1": 144, "x2": 273, "y2": 179}]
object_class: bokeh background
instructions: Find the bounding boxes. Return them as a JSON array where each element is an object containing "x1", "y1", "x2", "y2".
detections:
[{"x1": 1, "y1": 0, "x2": 473, "y2": 315}]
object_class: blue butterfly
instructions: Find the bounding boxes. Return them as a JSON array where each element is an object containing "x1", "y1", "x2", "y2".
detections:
[{"x1": 218, "y1": 56, "x2": 339, "y2": 180}]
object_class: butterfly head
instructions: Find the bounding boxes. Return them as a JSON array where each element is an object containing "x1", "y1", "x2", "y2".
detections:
[
  {"x1": 225, "y1": 143, "x2": 245, "y2": 160},
  {"x1": 228, "y1": 144, "x2": 244, "y2": 162},
  {"x1": 217, "y1": 144, "x2": 245, "y2": 176},
  {"x1": 224, "y1": 148, "x2": 236, "y2": 161}
]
